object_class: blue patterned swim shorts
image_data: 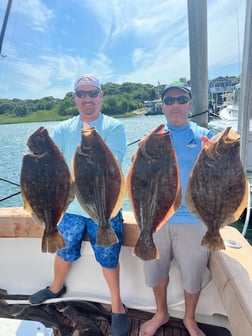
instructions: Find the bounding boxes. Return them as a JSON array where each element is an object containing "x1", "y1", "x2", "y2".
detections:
[{"x1": 57, "y1": 212, "x2": 124, "y2": 269}]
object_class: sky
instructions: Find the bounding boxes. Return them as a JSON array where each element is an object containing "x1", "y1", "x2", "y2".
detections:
[{"x1": 0, "y1": 0, "x2": 246, "y2": 100}]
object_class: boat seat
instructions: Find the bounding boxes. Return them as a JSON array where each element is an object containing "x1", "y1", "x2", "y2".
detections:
[{"x1": 209, "y1": 227, "x2": 252, "y2": 336}]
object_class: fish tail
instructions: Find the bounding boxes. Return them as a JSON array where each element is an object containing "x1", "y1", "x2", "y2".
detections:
[
  {"x1": 133, "y1": 235, "x2": 159, "y2": 261},
  {"x1": 201, "y1": 232, "x2": 226, "y2": 251},
  {"x1": 42, "y1": 230, "x2": 66, "y2": 253},
  {"x1": 96, "y1": 226, "x2": 119, "y2": 247}
]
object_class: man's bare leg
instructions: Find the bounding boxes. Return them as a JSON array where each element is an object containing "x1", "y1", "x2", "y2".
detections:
[
  {"x1": 183, "y1": 291, "x2": 206, "y2": 336},
  {"x1": 49, "y1": 255, "x2": 72, "y2": 293},
  {"x1": 102, "y1": 264, "x2": 125, "y2": 313},
  {"x1": 139, "y1": 278, "x2": 170, "y2": 336},
  {"x1": 103, "y1": 264, "x2": 130, "y2": 336}
]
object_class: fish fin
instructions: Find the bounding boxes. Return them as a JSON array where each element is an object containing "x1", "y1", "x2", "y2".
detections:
[
  {"x1": 71, "y1": 156, "x2": 77, "y2": 182},
  {"x1": 232, "y1": 179, "x2": 249, "y2": 220},
  {"x1": 154, "y1": 166, "x2": 182, "y2": 233},
  {"x1": 96, "y1": 225, "x2": 119, "y2": 247},
  {"x1": 68, "y1": 180, "x2": 76, "y2": 205},
  {"x1": 110, "y1": 163, "x2": 127, "y2": 219},
  {"x1": 75, "y1": 187, "x2": 99, "y2": 220},
  {"x1": 126, "y1": 165, "x2": 135, "y2": 211},
  {"x1": 22, "y1": 198, "x2": 44, "y2": 226},
  {"x1": 174, "y1": 180, "x2": 182, "y2": 211},
  {"x1": 201, "y1": 232, "x2": 225, "y2": 251},
  {"x1": 185, "y1": 182, "x2": 204, "y2": 221},
  {"x1": 110, "y1": 180, "x2": 127, "y2": 218},
  {"x1": 133, "y1": 234, "x2": 159, "y2": 261},
  {"x1": 22, "y1": 193, "x2": 34, "y2": 215},
  {"x1": 42, "y1": 230, "x2": 66, "y2": 253},
  {"x1": 155, "y1": 183, "x2": 182, "y2": 233}
]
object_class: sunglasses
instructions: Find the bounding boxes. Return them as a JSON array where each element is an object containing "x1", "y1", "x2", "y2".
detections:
[
  {"x1": 75, "y1": 90, "x2": 100, "y2": 98},
  {"x1": 163, "y1": 96, "x2": 190, "y2": 105}
]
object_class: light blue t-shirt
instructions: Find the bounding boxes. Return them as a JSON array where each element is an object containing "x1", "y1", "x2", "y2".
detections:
[
  {"x1": 165, "y1": 121, "x2": 214, "y2": 224},
  {"x1": 52, "y1": 113, "x2": 127, "y2": 217}
]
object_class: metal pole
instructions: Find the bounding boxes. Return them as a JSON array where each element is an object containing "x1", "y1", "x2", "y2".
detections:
[
  {"x1": 187, "y1": 0, "x2": 208, "y2": 127},
  {"x1": 238, "y1": 0, "x2": 252, "y2": 172},
  {"x1": 0, "y1": 0, "x2": 13, "y2": 56}
]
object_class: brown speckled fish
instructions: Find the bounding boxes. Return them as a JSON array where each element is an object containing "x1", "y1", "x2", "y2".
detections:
[
  {"x1": 127, "y1": 124, "x2": 182, "y2": 261},
  {"x1": 72, "y1": 127, "x2": 126, "y2": 246},
  {"x1": 186, "y1": 126, "x2": 248, "y2": 251},
  {"x1": 20, "y1": 127, "x2": 74, "y2": 253}
]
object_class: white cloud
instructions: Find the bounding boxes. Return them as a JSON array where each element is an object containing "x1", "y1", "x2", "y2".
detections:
[
  {"x1": 119, "y1": 46, "x2": 190, "y2": 86},
  {"x1": 0, "y1": 0, "x2": 246, "y2": 99},
  {"x1": 2, "y1": 52, "x2": 114, "y2": 99},
  {"x1": 13, "y1": 0, "x2": 54, "y2": 32}
]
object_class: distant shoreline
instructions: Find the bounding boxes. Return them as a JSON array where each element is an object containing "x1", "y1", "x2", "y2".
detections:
[{"x1": 0, "y1": 109, "x2": 145, "y2": 125}]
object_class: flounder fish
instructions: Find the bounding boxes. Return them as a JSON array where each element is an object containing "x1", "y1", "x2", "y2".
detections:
[
  {"x1": 72, "y1": 127, "x2": 126, "y2": 246},
  {"x1": 127, "y1": 124, "x2": 182, "y2": 261},
  {"x1": 20, "y1": 127, "x2": 74, "y2": 253},
  {"x1": 186, "y1": 126, "x2": 248, "y2": 251},
  {"x1": 55, "y1": 302, "x2": 105, "y2": 335}
]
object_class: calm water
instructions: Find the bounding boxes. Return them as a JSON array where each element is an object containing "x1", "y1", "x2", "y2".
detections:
[{"x1": 1, "y1": 115, "x2": 251, "y2": 244}]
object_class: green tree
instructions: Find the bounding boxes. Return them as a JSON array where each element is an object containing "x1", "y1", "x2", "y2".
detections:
[
  {"x1": 13, "y1": 104, "x2": 28, "y2": 117},
  {"x1": 58, "y1": 92, "x2": 75, "y2": 116},
  {"x1": 0, "y1": 102, "x2": 13, "y2": 114},
  {"x1": 102, "y1": 95, "x2": 118, "y2": 115},
  {"x1": 102, "y1": 82, "x2": 120, "y2": 96}
]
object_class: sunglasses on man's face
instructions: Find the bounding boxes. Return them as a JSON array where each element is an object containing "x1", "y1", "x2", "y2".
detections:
[
  {"x1": 163, "y1": 96, "x2": 190, "y2": 105},
  {"x1": 75, "y1": 90, "x2": 100, "y2": 98}
]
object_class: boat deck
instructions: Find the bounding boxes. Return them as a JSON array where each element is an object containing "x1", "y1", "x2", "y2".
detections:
[
  {"x1": 105, "y1": 308, "x2": 231, "y2": 336},
  {"x1": 0, "y1": 298, "x2": 232, "y2": 336}
]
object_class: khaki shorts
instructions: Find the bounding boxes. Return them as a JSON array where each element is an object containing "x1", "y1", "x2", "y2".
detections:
[{"x1": 143, "y1": 222, "x2": 209, "y2": 293}]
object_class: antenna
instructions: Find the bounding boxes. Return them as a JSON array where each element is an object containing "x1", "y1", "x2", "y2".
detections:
[
  {"x1": 0, "y1": 0, "x2": 13, "y2": 57},
  {"x1": 236, "y1": 10, "x2": 241, "y2": 75}
]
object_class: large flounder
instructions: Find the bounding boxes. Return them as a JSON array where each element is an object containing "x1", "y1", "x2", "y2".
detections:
[
  {"x1": 127, "y1": 124, "x2": 182, "y2": 261},
  {"x1": 72, "y1": 127, "x2": 126, "y2": 246},
  {"x1": 20, "y1": 127, "x2": 75, "y2": 253},
  {"x1": 186, "y1": 126, "x2": 248, "y2": 251}
]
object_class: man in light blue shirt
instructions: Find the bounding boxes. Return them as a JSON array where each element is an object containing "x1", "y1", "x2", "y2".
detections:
[
  {"x1": 140, "y1": 83, "x2": 213, "y2": 336},
  {"x1": 29, "y1": 75, "x2": 129, "y2": 336}
]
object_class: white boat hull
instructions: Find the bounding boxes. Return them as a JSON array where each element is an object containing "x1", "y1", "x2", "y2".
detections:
[
  {"x1": 0, "y1": 208, "x2": 252, "y2": 335},
  {"x1": 0, "y1": 237, "x2": 224, "y2": 316}
]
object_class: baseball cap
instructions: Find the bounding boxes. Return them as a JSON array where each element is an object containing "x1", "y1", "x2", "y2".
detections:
[
  {"x1": 161, "y1": 81, "x2": 192, "y2": 100},
  {"x1": 74, "y1": 74, "x2": 101, "y2": 91}
]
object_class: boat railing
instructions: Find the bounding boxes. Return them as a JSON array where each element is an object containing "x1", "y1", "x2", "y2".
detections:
[{"x1": 242, "y1": 179, "x2": 252, "y2": 236}]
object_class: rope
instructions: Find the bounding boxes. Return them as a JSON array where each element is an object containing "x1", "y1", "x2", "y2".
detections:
[
  {"x1": 127, "y1": 109, "x2": 213, "y2": 147},
  {"x1": 188, "y1": 109, "x2": 208, "y2": 118},
  {"x1": 0, "y1": 178, "x2": 20, "y2": 202},
  {"x1": 0, "y1": 191, "x2": 21, "y2": 202},
  {"x1": 188, "y1": 109, "x2": 219, "y2": 119},
  {"x1": 0, "y1": 177, "x2": 20, "y2": 186},
  {"x1": 127, "y1": 138, "x2": 142, "y2": 146}
]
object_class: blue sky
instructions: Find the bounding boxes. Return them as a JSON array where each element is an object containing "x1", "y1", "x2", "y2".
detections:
[{"x1": 0, "y1": 0, "x2": 246, "y2": 99}]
